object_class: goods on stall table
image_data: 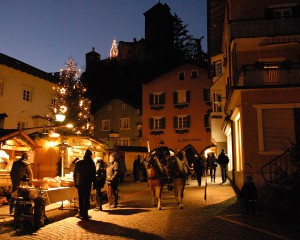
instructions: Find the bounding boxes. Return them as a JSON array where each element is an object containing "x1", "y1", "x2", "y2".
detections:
[
  {"x1": 60, "y1": 178, "x2": 75, "y2": 187},
  {"x1": 32, "y1": 179, "x2": 49, "y2": 190},
  {"x1": 43, "y1": 177, "x2": 61, "y2": 188}
]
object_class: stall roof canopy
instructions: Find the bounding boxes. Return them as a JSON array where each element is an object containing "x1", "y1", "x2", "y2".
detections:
[{"x1": 0, "y1": 129, "x2": 40, "y2": 149}]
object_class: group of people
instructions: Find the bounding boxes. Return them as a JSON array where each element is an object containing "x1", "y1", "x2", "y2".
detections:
[
  {"x1": 191, "y1": 149, "x2": 230, "y2": 186},
  {"x1": 8, "y1": 148, "x2": 257, "y2": 219},
  {"x1": 73, "y1": 149, "x2": 120, "y2": 220}
]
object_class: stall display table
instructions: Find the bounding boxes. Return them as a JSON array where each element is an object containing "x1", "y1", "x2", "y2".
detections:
[{"x1": 43, "y1": 187, "x2": 78, "y2": 209}]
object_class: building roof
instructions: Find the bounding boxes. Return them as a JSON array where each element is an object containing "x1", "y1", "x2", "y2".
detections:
[
  {"x1": 0, "y1": 53, "x2": 58, "y2": 83},
  {"x1": 143, "y1": 2, "x2": 171, "y2": 16},
  {"x1": 0, "y1": 129, "x2": 40, "y2": 149}
]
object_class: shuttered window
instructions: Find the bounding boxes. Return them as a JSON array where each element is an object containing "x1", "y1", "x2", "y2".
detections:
[{"x1": 262, "y1": 108, "x2": 295, "y2": 151}]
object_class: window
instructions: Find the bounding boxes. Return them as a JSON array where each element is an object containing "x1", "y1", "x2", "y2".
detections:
[
  {"x1": 254, "y1": 104, "x2": 298, "y2": 153},
  {"x1": 0, "y1": 81, "x2": 3, "y2": 95},
  {"x1": 203, "y1": 88, "x2": 210, "y2": 102},
  {"x1": 178, "y1": 72, "x2": 185, "y2": 80},
  {"x1": 17, "y1": 121, "x2": 25, "y2": 129},
  {"x1": 51, "y1": 98, "x2": 56, "y2": 106},
  {"x1": 120, "y1": 137, "x2": 130, "y2": 146},
  {"x1": 110, "y1": 137, "x2": 119, "y2": 145},
  {"x1": 23, "y1": 89, "x2": 32, "y2": 102},
  {"x1": 120, "y1": 118, "x2": 130, "y2": 130},
  {"x1": 150, "y1": 117, "x2": 165, "y2": 130},
  {"x1": 149, "y1": 92, "x2": 166, "y2": 108},
  {"x1": 213, "y1": 93, "x2": 222, "y2": 112},
  {"x1": 191, "y1": 70, "x2": 199, "y2": 78},
  {"x1": 215, "y1": 61, "x2": 222, "y2": 76},
  {"x1": 99, "y1": 119, "x2": 110, "y2": 131},
  {"x1": 265, "y1": 4, "x2": 299, "y2": 19},
  {"x1": 107, "y1": 105, "x2": 112, "y2": 112},
  {"x1": 173, "y1": 90, "x2": 190, "y2": 108},
  {"x1": 122, "y1": 104, "x2": 126, "y2": 110},
  {"x1": 273, "y1": 8, "x2": 292, "y2": 19},
  {"x1": 174, "y1": 115, "x2": 190, "y2": 129}
]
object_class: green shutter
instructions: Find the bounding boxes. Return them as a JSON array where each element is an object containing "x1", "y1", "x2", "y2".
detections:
[
  {"x1": 149, "y1": 94, "x2": 154, "y2": 105},
  {"x1": 150, "y1": 118, "x2": 154, "y2": 130}
]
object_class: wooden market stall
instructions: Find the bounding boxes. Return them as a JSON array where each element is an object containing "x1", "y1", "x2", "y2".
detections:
[
  {"x1": 29, "y1": 132, "x2": 108, "y2": 179},
  {"x1": 0, "y1": 129, "x2": 40, "y2": 193}
]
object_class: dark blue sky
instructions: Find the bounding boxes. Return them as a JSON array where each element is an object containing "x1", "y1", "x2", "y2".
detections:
[{"x1": 0, "y1": 0, "x2": 207, "y2": 73}]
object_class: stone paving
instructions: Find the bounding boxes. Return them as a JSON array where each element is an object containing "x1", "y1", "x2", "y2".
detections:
[{"x1": 0, "y1": 176, "x2": 299, "y2": 240}]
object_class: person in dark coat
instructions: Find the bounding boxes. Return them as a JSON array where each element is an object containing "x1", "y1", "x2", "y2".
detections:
[
  {"x1": 193, "y1": 153, "x2": 206, "y2": 186},
  {"x1": 240, "y1": 176, "x2": 258, "y2": 216},
  {"x1": 217, "y1": 149, "x2": 230, "y2": 183},
  {"x1": 93, "y1": 157, "x2": 106, "y2": 211},
  {"x1": 106, "y1": 152, "x2": 119, "y2": 208},
  {"x1": 207, "y1": 153, "x2": 217, "y2": 183},
  {"x1": 133, "y1": 155, "x2": 143, "y2": 182},
  {"x1": 10, "y1": 152, "x2": 34, "y2": 214},
  {"x1": 73, "y1": 149, "x2": 96, "y2": 220}
]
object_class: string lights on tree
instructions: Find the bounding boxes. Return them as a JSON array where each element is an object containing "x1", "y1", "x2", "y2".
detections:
[
  {"x1": 110, "y1": 37, "x2": 118, "y2": 58},
  {"x1": 51, "y1": 58, "x2": 93, "y2": 135}
]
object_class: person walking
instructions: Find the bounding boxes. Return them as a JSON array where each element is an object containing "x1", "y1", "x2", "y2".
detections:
[
  {"x1": 93, "y1": 157, "x2": 106, "y2": 211},
  {"x1": 193, "y1": 153, "x2": 206, "y2": 186},
  {"x1": 207, "y1": 153, "x2": 217, "y2": 183},
  {"x1": 217, "y1": 149, "x2": 229, "y2": 183},
  {"x1": 106, "y1": 152, "x2": 119, "y2": 208},
  {"x1": 73, "y1": 149, "x2": 96, "y2": 220},
  {"x1": 133, "y1": 155, "x2": 142, "y2": 182},
  {"x1": 10, "y1": 152, "x2": 34, "y2": 214}
]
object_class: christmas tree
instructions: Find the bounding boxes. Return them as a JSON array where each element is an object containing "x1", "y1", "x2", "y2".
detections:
[
  {"x1": 51, "y1": 58, "x2": 93, "y2": 135},
  {"x1": 110, "y1": 37, "x2": 118, "y2": 58}
]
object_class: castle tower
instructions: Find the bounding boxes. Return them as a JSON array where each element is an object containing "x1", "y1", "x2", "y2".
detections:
[{"x1": 143, "y1": 2, "x2": 174, "y2": 54}]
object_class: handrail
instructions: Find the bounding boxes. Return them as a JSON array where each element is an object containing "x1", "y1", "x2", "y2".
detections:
[{"x1": 261, "y1": 146, "x2": 299, "y2": 184}]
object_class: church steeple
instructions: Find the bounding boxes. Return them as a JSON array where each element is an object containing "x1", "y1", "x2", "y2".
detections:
[{"x1": 110, "y1": 38, "x2": 118, "y2": 59}]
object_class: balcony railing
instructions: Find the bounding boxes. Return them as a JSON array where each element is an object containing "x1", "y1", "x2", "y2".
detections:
[
  {"x1": 230, "y1": 18, "x2": 300, "y2": 39},
  {"x1": 234, "y1": 63, "x2": 300, "y2": 87}
]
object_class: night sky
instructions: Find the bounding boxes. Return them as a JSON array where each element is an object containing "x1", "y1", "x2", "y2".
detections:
[{"x1": 0, "y1": 0, "x2": 206, "y2": 73}]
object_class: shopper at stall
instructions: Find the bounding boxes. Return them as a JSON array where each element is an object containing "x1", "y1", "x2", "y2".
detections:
[
  {"x1": 106, "y1": 152, "x2": 119, "y2": 208},
  {"x1": 10, "y1": 152, "x2": 34, "y2": 214},
  {"x1": 94, "y1": 157, "x2": 107, "y2": 211},
  {"x1": 73, "y1": 149, "x2": 96, "y2": 220}
]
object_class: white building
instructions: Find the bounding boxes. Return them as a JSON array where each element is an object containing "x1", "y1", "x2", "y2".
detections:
[{"x1": 0, "y1": 53, "x2": 57, "y2": 129}]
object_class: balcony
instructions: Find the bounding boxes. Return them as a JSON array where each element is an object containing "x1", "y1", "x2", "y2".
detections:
[
  {"x1": 230, "y1": 18, "x2": 300, "y2": 39},
  {"x1": 234, "y1": 62, "x2": 300, "y2": 88}
]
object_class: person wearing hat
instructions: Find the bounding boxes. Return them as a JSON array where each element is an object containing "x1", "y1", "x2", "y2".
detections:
[
  {"x1": 73, "y1": 149, "x2": 96, "y2": 220},
  {"x1": 106, "y1": 152, "x2": 119, "y2": 208},
  {"x1": 10, "y1": 152, "x2": 34, "y2": 214},
  {"x1": 217, "y1": 149, "x2": 230, "y2": 183}
]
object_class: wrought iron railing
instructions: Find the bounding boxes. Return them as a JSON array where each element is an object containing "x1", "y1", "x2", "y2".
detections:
[
  {"x1": 230, "y1": 18, "x2": 300, "y2": 39},
  {"x1": 261, "y1": 145, "x2": 300, "y2": 185},
  {"x1": 235, "y1": 63, "x2": 300, "y2": 87}
]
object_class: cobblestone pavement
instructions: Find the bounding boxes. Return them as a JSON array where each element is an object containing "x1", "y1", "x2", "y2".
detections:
[{"x1": 0, "y1": 176, "x2": 299, "y2": 240}]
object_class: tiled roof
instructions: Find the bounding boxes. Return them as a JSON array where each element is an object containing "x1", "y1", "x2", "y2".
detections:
[{"x1": 0, "y1": 53, "x2": 58, "y2": 83}]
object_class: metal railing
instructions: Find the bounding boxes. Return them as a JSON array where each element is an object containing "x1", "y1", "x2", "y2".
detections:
[
  {"x1": 261, "y1": 146, "x2": 300, "y2": 185},
  {"x1": 235, "y1": 63, "x2": 300, "y2": 87},
  {"x1": 230, "y1": 18, "x2": 300, "y2": 39}
]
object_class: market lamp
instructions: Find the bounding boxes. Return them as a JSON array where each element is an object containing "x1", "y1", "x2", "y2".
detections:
[
  {"x1": 55, "y1": 114, "x2": 66, "y2": 122},
  {"x1": 54, "y1": 105, "x2": 67, "y2": 122}
]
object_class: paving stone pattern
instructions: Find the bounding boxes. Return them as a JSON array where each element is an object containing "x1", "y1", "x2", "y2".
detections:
[{"x1": 0, "y1": 176, "x2": 299, "y2": 240}]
